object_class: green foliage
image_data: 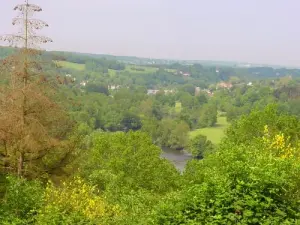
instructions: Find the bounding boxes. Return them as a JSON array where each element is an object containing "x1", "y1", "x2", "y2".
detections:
[
  {"x1": 85, "y1": 82, "x2": 109, "y2": 95},
  {"x1": 36, "y1": 177, "x2": 120, "y2": 225},
  {"x1": 180, "y1": 84, "x2": 195, "y2": 96},
  {"x1": 0, "y1": 176, "x2": 44, "y2": 224},
  {"x1": 105, "y1": 189, "x2": 160, "y2": 225},
  {"x1": 197, "y1": 104, "x2": 218, "y2": 128},
  {"x1": 152, "y1": 106, "x2": 300, "y2": 224},
  {"x1": 196, "y1": 93, "x2": 208, "y2": 105},
  {"x1": 153, "y1": 136, "x2": 300, "y2": 224},
  {"x1": 155, "y1": 119, "x2": 190, "y2": 149},
  {"x1": 0, "y1": 47, "x2": 16, "y2": 59},
  {"x1": 188, "y1": 134, "x2": 214, "y2": 158},
  {"x1": 121, "y1": 112, "x2": 142, "y2": 131},
  {"x1": 178, "y1": 92, "x2": 196, "y2": 109},
  {"x1": 169, "y1": 121, "x2": 190, "y2": 149},
  {"x1": 226, "y1": 104, "x2": 300, "y2": 145},
  {"x1": 2, "y1": 44, "x2": 300, "y2": 224},
  {"x1": 0, "y1": 176, "x2": 120, "y2": 224},
  {"x1": 81, "y1": 131, "x2": 181, "y2": 193}
]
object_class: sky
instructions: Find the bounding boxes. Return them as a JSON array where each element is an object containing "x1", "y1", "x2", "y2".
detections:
[{"x1": 1, "y1": 0, "x2": 300, "y2": 67}]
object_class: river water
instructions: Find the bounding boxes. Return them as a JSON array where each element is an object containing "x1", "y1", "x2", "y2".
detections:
[{"x1": 161, "y1": 147, "x2": 193, "y2": 172}]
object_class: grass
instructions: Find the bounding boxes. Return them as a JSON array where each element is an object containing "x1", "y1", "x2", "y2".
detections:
[
  {"x1": 55, "y1": 60, "x2": 159, "y2": 75},
  {"x1": 165, "y1": 69, "x2": 177, "y2": 73},
  {"x1": 175, "y1": 102, "x2": 182, "y2": 113},
  {"x1": 125, "y1": 65, "x2": 158, "y2": 74},
  {"x1": 108, "y1": 69, "x2": 118, "y2": 76},
  {"x1": 189, "y1": 116, "x2": 229, "y2": 145},
  {"x1": 55, "y1": 61, "x2": 85, "y2": 71}
]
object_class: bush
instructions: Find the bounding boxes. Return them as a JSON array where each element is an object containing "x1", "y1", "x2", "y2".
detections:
[
  {"x1": 81, "y1": 131, "x2": 181, "y2": 193},
  {"x1": 0, "y1": 176, "x2": 44, "y2": 224},
  {"x1": 152, "y1": 126, "x2": 300, "y2": 224},
  {"x1": 187, "y1": 134, "x2": 214, "y2": 159},
  {"x1": 36, "y1": 177, "x2": 120, "y2": 224}
]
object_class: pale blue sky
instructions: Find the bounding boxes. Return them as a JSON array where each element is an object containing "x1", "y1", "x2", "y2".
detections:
[{"x1": 1, "y1": 0, "x2": 300, "y2": 66}]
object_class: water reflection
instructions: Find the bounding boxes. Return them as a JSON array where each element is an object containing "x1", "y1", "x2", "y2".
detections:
[{"x1": 161, "y1": 147, "x2": 193, "y2": 172}]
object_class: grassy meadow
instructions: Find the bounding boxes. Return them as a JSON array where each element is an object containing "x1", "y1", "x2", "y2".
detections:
[
  {"x1": 55, "y1": 61, "x2": 85, "y2": 71},
  {"x1": 125, "y1": 65, "x2": 158, "y2": 74},
  {"x1": 189, "y1": 116, "x2": 229, "y2": 145},
  {"x1": 55, "y1": 60, "x2": 159, "y2": 75},
  {"x1": 175, "y1": 102, "x2": 182, "y2": 113}
]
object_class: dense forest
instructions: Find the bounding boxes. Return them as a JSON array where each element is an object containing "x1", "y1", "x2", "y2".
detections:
[{"x1": 1, "y1": 2, "x2": 300, "y2": 224}]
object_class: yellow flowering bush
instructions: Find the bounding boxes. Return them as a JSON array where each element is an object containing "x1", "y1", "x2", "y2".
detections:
[
  {"x1": 36, "y1": 177, "x2": 120, "y2": 224},
  {"x1": 262, "y1": 125, "x2": 297, "y2": 159}
]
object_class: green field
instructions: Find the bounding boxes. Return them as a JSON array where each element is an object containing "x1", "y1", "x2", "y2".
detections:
[
  {"x1": 55, "y1": 61, "x2": 85, "y2": 71},
  {"x1": 189, "y1": 116, "x2": 229, "y2": 145},
  {"x1": 108, "y1": 69, "x2": 118, "y2": 76},
  {"x1": 175, "y1": 102, "x2": 182, "y2": 113},
  {"x1": 125, "y1": 65, "x2": 158, "y2": 74},
  {"x1": 55, "y1": 61, "x2": 158, "y2": 75},
  {"x1": 166, "y1": 69, "x2": 177, "y2": 73}
]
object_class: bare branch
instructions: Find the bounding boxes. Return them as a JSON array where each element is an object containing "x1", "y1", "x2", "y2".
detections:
[
  {"x1": 13, "y1": 18, "x2": 49, "y2": 29},
  {"x1": 1, "y1": 0, "x2": 52, "y2": 49},
  {"x1": 14, "y1": 3, "x2": 42, "y2": 14}
]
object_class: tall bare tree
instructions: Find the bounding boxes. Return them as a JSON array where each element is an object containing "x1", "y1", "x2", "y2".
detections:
[{"x1": 0, "y1": 1, "x2": 72, "y2": 177}]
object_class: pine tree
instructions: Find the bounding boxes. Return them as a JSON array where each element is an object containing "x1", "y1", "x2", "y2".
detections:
[{"x1": 0, "y1": 1, "x2": 72, "y2": 177}]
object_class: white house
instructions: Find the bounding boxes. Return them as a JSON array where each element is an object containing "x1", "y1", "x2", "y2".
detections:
[
  {"x1": 80, "y1": 81, "x2": 87, "y2": 87},
  {"x1": 147, "y1": 89, "x2": 160, "y2": 95},
  {"x1": 108, "y1": 85, "x2": 121, "y2": 90}
]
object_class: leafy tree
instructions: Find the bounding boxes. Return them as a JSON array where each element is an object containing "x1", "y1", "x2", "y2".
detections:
[
  {"x1": 80, "y1": 131, "x2": 180, "y2": 193},
  {"x1": 188, "y1": 134, "x2": 214, "y2": 159},
  {"x1": 152, "y1": 101, "x2": 165, "y2": 120},
  {"x1": 85, "y1": 82, "x2": 109, "y2": 95},
  {"x1": 198, "y1": 104, "x2": 217, "y2": 128},
  {"x1": 156, "y1": 119, "x2": 190, "y2": 149},
  {"x1": 168, "y1": 121, "x2": 190, "y2": 150},
  {"x1": 180, "y1": 84, "x2": 195, "y2": 96},
  {"x1": 196, "y1": 93, "x2": 208, "y2": 105},
  {"x1": 141, "y1": 117, "x2": 161, "y2": 144},
  {"x1": 179, "y1": 110, "x2": 194, "y2": 129},
  {"x1": 121, "y1": 112, "x2": 142, "y2": 131},
  {"x1": 226, "y1": 104, "x2": 300, "y2": 145},
  {"x1": 178, "y1": 92, "x2": 195, "y2": 109},
  {"x1": 140, "y1": 99, "x2": 154, "y2": 117},
  {"x1": 226, "y1": 106, "x2": 241, "y2": 122}
]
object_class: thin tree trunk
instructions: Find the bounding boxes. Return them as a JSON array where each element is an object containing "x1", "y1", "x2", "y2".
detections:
[
  {"x1": 17, "y1": 1, "x2": 29, "y2": 178},
  {"x1": 17, "y1": 152, "x2": 24, "y2": 177}
]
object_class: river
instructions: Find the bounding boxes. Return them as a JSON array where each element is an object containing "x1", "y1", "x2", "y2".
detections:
[{"x1": 161, "y1": 147, "x2": 193, "y2": 172}]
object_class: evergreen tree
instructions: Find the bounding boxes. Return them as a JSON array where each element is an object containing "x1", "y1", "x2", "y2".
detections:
[{"x1": 0, "y1": 1, "x2": 72, "y2": 177}]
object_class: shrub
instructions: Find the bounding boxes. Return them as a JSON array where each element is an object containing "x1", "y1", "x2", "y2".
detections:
[
  {"x1": 36, "y1": 177, "x2": 120, "y2": 224},
  {"x1": 0, "y1": 176, "x2": 44, "y2": 224},
  {"x1": 152, "y1": 127, "x2": 300, "y2": 224}
]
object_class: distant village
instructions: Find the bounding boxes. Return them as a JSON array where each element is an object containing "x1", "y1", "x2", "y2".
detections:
[{"x1": 65, "y1": 68, "x2": 261, "y2": 97}]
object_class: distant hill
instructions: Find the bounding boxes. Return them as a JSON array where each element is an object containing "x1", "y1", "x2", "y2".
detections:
[
  {"x1": 2, "y1": 45, "x2": 298, "y2": 69},
  {"x1": 1, "y1": 46, "x2": 300, "y2": 71}
]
